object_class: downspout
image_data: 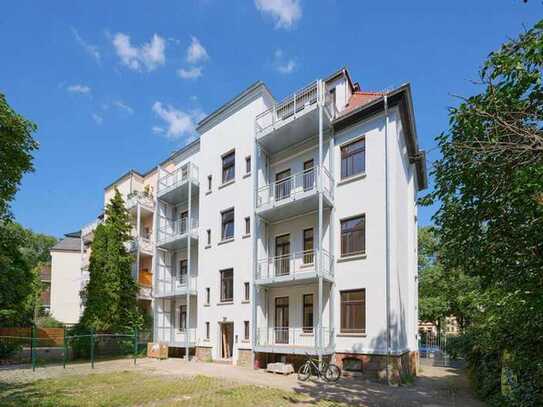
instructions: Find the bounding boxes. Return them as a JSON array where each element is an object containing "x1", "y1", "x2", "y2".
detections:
[{"x1": 384, "y1": 94, "x2": 391, "y2": 385}]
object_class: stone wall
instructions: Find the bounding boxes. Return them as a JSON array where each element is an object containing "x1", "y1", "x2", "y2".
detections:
[
  {"x1": 195, "y1": 346, "x2": 212, "y2": 362},
  {"x1": 237, "y1": 348, "x2": 252, "y2": 367}
]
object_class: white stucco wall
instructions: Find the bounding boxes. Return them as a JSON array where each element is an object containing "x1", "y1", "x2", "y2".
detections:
[{"x1": 50, "y1": 249, "x2": 84, "y2": 324}]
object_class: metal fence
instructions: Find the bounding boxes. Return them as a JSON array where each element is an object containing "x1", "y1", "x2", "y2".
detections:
[
  {"x1": 0, "y1": 326, "x2": 151, "y2": 371},
  {"x1": 418, "y1": 331, "x2": 455, "y2": 367}
]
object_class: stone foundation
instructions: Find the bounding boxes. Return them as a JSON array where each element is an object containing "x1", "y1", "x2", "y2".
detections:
[
  {"x1": 334, "y1": 351, "x2": 417, "y2": 384},
  {"x1": 254, "y1": 352, "x2": 331, "y2": 372},
  {"x1": 237, "y1": 348, "x2": 252, "y2": 367},
  {"x1": 195, "y1": 346, "x2": 212, "y2": 362}
]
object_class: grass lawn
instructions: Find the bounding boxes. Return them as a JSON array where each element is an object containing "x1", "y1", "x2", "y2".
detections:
[{"x1": 0, "y1": 371, "x2": 345, "y2": 406}]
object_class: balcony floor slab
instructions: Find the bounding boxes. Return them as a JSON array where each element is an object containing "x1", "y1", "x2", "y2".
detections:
[{"x1": 256, "y1": 192, "x2": 333, "y2": 223}]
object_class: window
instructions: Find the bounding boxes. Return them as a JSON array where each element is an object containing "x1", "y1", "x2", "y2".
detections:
[
  {"x1": 221, "y1": 209, "x2": 234, "y2": 240},
  {"x1": 208, "y1": 175, "x2": 212, "y2": 191},
  {"x1": 179, "y1": 305, "x2": 187, "y2": 331},
  {"x1": 245, "y1": 156, "x2": 251, "y2": 174},
  {"x1": 341, "y1": 138, "x2": 365, "y2": 179},
  {"x1": 341, "y1": 215, "x2": 365, "y2": 256},
  {"x1": 220, "y1": 269, "x2": 233, "y2": 302},
  {"x1": 340, "y1": 289, "x2": 366, "y2": 334},
  {"x1": 303, "y1": 159, "x2": 315, "y2": 191},
  {"x1": 206, "y1": 229, "x2": 211, "y2": 245},
  {"x1": 244, "y1": 282, "x2": 250, "y2": 301},
  {"x1": 222, "y1": 151, "x2": 235, "y2": 183},
  {"x1": 178, "y1": 259, "x2": 187, "y2": 285},
  {"x1": 206, "y1": 322, "x2": 210, "y2": 340},
  {"x1": 275, "y1": 169, "x2": 291, "y2": 201},
  {"x1": 244, "y1": 321, "x2": 250, "y2": 340},
  {"x1": 205, "y1": 287, "x2": 210, "y2": 305},
  {"x1": 303, "y1": 294, "x2": 314, "y2": 333},
  {"x1": 303, "y1": 228, "x2": 314, "y2": 264},
  {"x1": 244, "y1": 217, "x2": 250, "y2": 235}
]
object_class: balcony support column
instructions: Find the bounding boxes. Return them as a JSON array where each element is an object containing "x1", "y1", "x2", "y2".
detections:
[
  {"x1": 317, "y1": 83, "x2": 324, "y2": 363},
  {"x1": 186, "y1": 176, "x2": 192, "y2": 360},
  {"x1": 136, "y1": 204, "x2": 141, "y2": 288},
  {"x1": 251, "y1": 137, "x2": 259, "y2": 367},
  {"x1": 152, "y1": 166, "x2": 160, "y2": 343}
]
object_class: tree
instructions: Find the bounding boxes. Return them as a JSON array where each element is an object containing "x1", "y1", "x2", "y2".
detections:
[
  {"x1": 0, "y1": 93, "x2": 38, "y2": 220},
  {"x1": 427, "y1": 20, "x2": 543, "y2": 405},
  {"x1": 80, "y1": 189, "x2": 142, "y2": 332}
]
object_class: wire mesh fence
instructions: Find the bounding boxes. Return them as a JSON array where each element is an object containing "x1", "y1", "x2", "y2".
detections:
[{"x1": 0, "y1": 326, "x2": 151, "y2": 371}]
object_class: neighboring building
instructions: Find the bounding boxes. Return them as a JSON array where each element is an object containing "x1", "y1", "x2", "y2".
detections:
[
  {"x1": 50, "y1": 232, "x2": 83, "y2": 324},
  {"x1": 38, "y1": 263, "x2": 52, "y2": 313},
  {"x1": 72, "y1": 67, "x2": 426, "y2": 381}
]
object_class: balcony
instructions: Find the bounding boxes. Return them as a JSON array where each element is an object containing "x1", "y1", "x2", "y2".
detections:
[
  {"x1": 157, "y1": 217, "x2": 198, "y2": 250},
  {"x1": 156, "y1": 327, "x2": 197, "y2": 348},
  {"x1": 155, "y1": 266, "x2": 197, "y2": 298},
  {"x1": 126, "y1": 237, "x2": 154, "y2": 256},
  {"x1": 255, "y1": 249, "x2": 334, "y2": 287},
  {"x1": 157, "y1": 162, "x2": 199, "y2": 204},
  {"x1": 255, "y1": 81, "x2": 336, "y2": 154},
  {"x1": 255, "y1": 327, "x2": 334, "y2": 355},
  {"x1": 81, "y1": 219, "x2": 101, "y2": 243},
  {"x1": 126, "y1": 191, "x2": 155, "y2": 211},
  {"x1": 256, "y1": 166, "x2": 334, "y2": 222}
]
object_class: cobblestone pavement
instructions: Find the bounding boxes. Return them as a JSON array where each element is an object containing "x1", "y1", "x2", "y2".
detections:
[{"x1": 0, "y1": 357, "x2": 483, "y2": 406}]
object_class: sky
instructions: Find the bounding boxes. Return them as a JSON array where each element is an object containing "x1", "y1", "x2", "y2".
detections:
[{"x1": 2, "y1": 1, "x2": 541, "y2": 238}]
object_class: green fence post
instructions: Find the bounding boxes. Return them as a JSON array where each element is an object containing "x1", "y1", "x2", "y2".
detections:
[
  {"x1": 31, "y1": 325, "x2": 36, "y2": 372},
  {"x1": 63, "y1": 327, "x2": 67, "y2": 369},
  {"x1": 90, "y1": 328, "x2": 95, "y2": 369},
  {"x1": 133, "y1": 328, "x2": 138, "y2": 366}
]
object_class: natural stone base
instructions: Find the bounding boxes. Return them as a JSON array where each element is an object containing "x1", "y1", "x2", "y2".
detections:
[
  {"x1": 254, "y1": 352, "x2": 331, "y2": 372},
  {"x1": 168, "y1": 346, "x2": 195, "y2": 359},
  {"x1": 237, "y1": 348, "x2": 252, "y2": 367},
  {"x1": 195, "y1": 346, "x2": 212, "y2": 362},
  {"x1": 334, "y1": 351, "x2": 417, "y2": 384}
]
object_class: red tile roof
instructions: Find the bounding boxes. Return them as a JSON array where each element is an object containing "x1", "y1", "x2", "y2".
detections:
[{"x1": 341, "y1": 91, "x2": 384, "y2": 116}]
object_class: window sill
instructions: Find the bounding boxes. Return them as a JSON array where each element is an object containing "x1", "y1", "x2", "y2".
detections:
[
  {"x1": 241, "y1": 300, "x2": 250, "y2": 304},
  {"x1": 337, "y1": 252, "x2": 367, "y2": 262},
  {"x1": 219, "y1": 179, "x2": 235, "y2": 189},
  {"x1": 243, "y1": 173, "x2": 251, "y2": 179},
  {"x1": 242, "y1": 233, "x2": 251, "y2": 239},
  {"x1": 218, "y1": 238, "x2": 235, "y2": 246},
  {"x1": 300, "y1": 332, "x2": 315, "y2": 337},
  {"x1": 337, "y1": 172, "x2": 366, "y2": 186},
  {"x1": 241, "y1": 339, "x2": 250, "y2": 343},
  {"x1": 205, "y1": 190, "x2": 212, "y2": 196},
  {"x1": 217, "y1": 301, "x2": 234, "y2": 306},
  {"x1": 204, "y1": 244, "x2": 211, "y2": 249},
  {"x1": 337, "y1": 332, "x2": 367, "y2": 338},
  {"x1": 203, "y1": 303, "x2": 210, "y2": 307}
]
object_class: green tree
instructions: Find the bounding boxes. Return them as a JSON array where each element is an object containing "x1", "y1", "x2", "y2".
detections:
[
  {"x1": 0, "y1": 93, "x2": 38, "y2": 220},
  {"x1": 80, "y1": 189, "x2": 142, "y2": 332},
  {"x1": 427, "y1": 20, "x2": 543, "y2": 405}
]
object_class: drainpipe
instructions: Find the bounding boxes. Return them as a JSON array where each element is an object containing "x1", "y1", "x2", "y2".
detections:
[{"x1": 384, "y1": 94, "x2": 392, "y2": 385}]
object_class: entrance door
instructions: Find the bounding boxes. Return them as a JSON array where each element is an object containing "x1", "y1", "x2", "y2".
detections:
[
  {"x1": 178, "y1": 210, "x2": 188, "y2": 234},
  {"x1": 275, "y1": 169, "x2": 291, "y2": 201},
  {"x1": 275, "y1": 234, "x2": 290, "y2": 277},
  {"x1": 275, "y1": 297, "x2": 289, "y2": 344},
  {"x1": 220, "y1": 322, "x2": 234, "y2": 359},
  {"x1": 178, "y1": 259, "x2": 187, "y2": 287}
]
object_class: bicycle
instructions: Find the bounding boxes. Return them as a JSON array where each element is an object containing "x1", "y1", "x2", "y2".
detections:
[{"x1": 297, "y1": 353, "x2": 341, "y2": 382}]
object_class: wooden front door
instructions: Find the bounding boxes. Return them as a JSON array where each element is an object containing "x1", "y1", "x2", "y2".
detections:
[
  {"x1": 275, "y1": 234, "x2": 290, "y2": 277},
  {"x1": 220, "y1": 322, "x2": 234, "y2": 359},
  {"x1": 275, "y1": 297, "x2": 289, "y2": 344}
]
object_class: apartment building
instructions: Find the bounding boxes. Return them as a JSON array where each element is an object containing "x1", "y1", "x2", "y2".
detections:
[{"x1": 92, "y1": 67, "x2": 426, "y2": 381}]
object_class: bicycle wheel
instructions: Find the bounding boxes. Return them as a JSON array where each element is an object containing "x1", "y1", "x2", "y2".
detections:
[
  {"x1": 324, "y1": 363, "x2": 341, "y2": 382},
  {"x1": 298, "y1": 362, "x2": 311, "y2": 381}
]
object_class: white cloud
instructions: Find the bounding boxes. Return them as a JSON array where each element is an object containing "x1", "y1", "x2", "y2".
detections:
[
  {"x1": 152, "y1": 102, "x2": 205, "y2": 140},
  {"x1": 255, "y1": 0, "x2": 302, "y2": 29},
  {"x1": 92, "y1": 113, "x2": 103, "y2": 125},
  {"x1": 273, "y1": 49, "x2": 297, "y2": 74},
  {"x1": 177, "y1": 66, "x2": 203, "y2": 80},
  {"x1": 113, "y1": 100, "x2": 134, "y2": 114},
  {"x1": 186, "y1": 36, "x2": 208, "y2": 64},
  {"x1": 112, "y1": 33, "x2": 166, "y2": 71},
  {"x1": 71, "y1": 27, "x2": 101, "y2": 63},
  {"x1": 67, "y1": 84, "x2": 91, "y2": 94}
]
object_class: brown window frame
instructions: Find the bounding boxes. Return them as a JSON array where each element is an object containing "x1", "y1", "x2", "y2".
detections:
[
  {"x1": 340, "y1": 215, "x2": 366, "y2": 256},
  {"x1": 303, "y1": 294, "x2": 314, "y2": 333},
  {"x1": 244, "y1": 217, "x2": 250, "y2": 235},
  {"x1": 205, "y1": 287, "x2": 210, "y2": 305},
  {"x1": 303, "y1": 228, "x2": 314, "y2": 264},
  {"x1": 206, "y1": 229, "x2": 211, "y2": 245},
  {"x1": 220, "y1": 269, "x2": 234, "y2": 302},
  {"x1": 245, "y1": 156, "x2": 251, "y2": 174},
  {"x1": 244, "y1": 282, "x2": 250, "y2": 302},
  {"x1": 179, "y1": 305, "x2": 187, "y2": 331},
  {"x1": 340, "y1": 289, "x2": 366, "y2": 334},
  {"x1": 244, "y1": 321, "x2": 250, "y2": 340},
  {"x1": 340, "y1": 138, "x2": 365, "y2": 179},
  {"x1": 205, "y1": 321, "x2": 210, "y2": 339},
  {"x1": 222, "y1": 151, "x2": 235, "y2": 183},
  {"x1": 221, "y1": 208, "x2": 234, "y2": 241}
]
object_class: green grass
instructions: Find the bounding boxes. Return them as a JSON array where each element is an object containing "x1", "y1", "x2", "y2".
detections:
[{"x1": 0, "y1": 371, "x2": 345, "y2": 406}]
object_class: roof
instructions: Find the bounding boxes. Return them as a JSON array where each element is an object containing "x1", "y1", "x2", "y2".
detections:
[
  {"x1": 341, "y1": 91, "x2": 384, "y2": 116},
  {"x1": 333, "y1": 83, "x2": 428, "y2": 191},
  {"x1": 51, "y1": 236, "x2": 80, "y2": 252}
]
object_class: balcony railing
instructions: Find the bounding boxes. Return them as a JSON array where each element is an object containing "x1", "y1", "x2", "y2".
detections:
[
  {"x1": 256, "y1": 249, "x2": 333, "y2": 281},
  {"x1": 81, "y1": 218, "x2": 102, "y2": 242},
  {"x1": 155, "y1": 264, "x2": 197, "y2": 297},
  {"x1": 126, "y1": 191, "x2": 155, "y2": 210},
  {"x1": 256, "y1": 166, "x2": 334, "y2": 209},
  {"x1": 256, "y1": 327, "x2": 333, "y2": 350},
  {"x1": 158, "y1": 162, "x2": 199, "y2": 195},
  {"x1": 156, "y1": 327, "x2": 196, "y2": 345},
  {"x1": 158, "y1": 217, "x2": 198, "y2": 244}
]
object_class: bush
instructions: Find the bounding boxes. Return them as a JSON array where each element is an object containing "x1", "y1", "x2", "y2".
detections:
[
  {"x1": 35, "y1": 315, "x2": 63, "y2": 328},
  {"x1": 0, "y1": 341, "x2": 22, "y2": 359}
]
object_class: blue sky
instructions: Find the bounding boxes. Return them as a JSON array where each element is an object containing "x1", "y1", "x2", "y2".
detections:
[{"x1": 2, "y1": 1, "x2": 541, "y2": 237}]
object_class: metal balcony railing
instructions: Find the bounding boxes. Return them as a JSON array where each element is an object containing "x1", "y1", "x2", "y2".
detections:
[
  {"x1": 256, "y1": 249, "x2": 333, "y2": 281},
  {"x1": 157, "y1": 162, "x2": 199, "y2": 195},
  {"x1": 126, "y1": 191, "x2": 155, "y2": 209},
  {"x1": 256, "y1": 166, "x2": 334, "y2": 209},
  {"x1": 256, "y1": 327, "x2": 333, "y2": 349},
  {"x1": 158, "y1": 217, "x2": 198, "y2": 244},
  {"x1": 156, "y1": 327, "x2": 196, "y2": 345},
  {"x1": 155, "y1": 264, "x2": 197, "y2": 297}
]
